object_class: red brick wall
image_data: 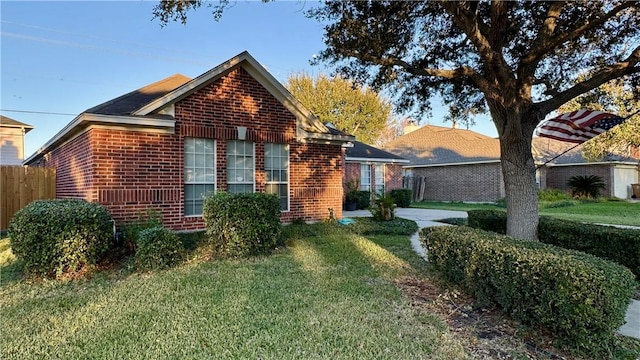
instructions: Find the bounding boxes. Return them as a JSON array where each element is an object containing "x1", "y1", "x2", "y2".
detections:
[
  {"x1": 31, "y1": 67, "x2": 345, "y2": 230},
  {"x1": 30, "y1": 131, "x2": 95, "y2": 201},
  {"x1": 344, "y1": 163, "x2": 360, "y2": 187},
  {"x1": 411, "y1": 163, "x2": 505, "y2": 202},
  {"x1": 385, "y1": 164, "x2": 404, "y2": 191}
]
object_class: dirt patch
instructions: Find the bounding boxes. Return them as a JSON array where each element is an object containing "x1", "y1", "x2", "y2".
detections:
[{"x1": 395, "y1": 276, "x2": 578, "y2": 360}]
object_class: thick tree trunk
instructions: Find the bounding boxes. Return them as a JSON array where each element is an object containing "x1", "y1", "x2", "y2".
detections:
[{"x1": 494, "y1": 109, "x2": 540, "y2": 240}]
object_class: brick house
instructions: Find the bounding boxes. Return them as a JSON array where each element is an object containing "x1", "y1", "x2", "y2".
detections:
[
  {"x1": 383, "y1": 124, "x2": 504, "y2": 202},
  {"x1": 533, "y1": 137, "x2": 639, "y2": 199},
  {"x1": 343, "y1": 138, "x2": 409, "y2": 196},
  {"x1": 25, "y1": 52, "x2": 354, "y2": 230}
]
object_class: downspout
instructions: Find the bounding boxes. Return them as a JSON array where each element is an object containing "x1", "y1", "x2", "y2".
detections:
[{"x1": 21, "y1": 127, "x2": 25, "y2": 163}]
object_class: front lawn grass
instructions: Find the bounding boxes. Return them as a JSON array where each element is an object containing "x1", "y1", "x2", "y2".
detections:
[
  {"x1": 414, "y1": 199, "x2": 640, "y2": 227},
  {"x1": 0, "y1": 224, "x2": 467, "y2": 360}
]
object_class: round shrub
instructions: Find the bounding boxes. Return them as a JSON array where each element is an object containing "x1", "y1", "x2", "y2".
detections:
[
  {"x1": 389, "y1": 189, "x2": 412, "y2": 208},
  {"x1": 8, "y1": 199, "x2": 113, "y2": 276},
  {"x1": 134, "y1": 227, "x2": 183, "y2": 271},
  {"x1": 203, "y1": 192, "x2": 282, "y2": 258}
]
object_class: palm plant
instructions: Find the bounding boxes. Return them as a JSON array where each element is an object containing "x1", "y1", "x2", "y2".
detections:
[{"x1": 566, "y1": 175, "x2": 605, "y2": 198}]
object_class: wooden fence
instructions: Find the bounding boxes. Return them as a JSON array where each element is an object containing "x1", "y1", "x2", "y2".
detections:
[
  {"x1": 402, "y1": 175, "x2": 427, "y2": 202},
  {"x1": 1, "y1": 166, "x2": 56, "y2": 230}
]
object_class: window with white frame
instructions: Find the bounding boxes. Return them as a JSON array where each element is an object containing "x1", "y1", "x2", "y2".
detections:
[
  {"x1": 360, "y1": 164, "x2": 371, "y2": 191},
  {"x1": 265, "y1": 143, "x2": 289, "y2": 211},
  {"x1": 227, "y1": 140, "x2": 254, "y2": 194},
  {"x1": 184, "y1": 137, "x2": 215, "y2": 216},
  {"x1": 374, "y1": 164, "x2": 385, "y2": 195}
]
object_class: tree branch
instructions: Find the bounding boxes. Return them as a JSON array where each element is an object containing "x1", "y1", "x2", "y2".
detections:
[
  {"x1": 522, "y1": 2, "x2": 637, "y2": 66},
  {"x1": 440, "y1": 1, "x2": 515, "y2": 91},
  {"x1": 338, "y1": 50, "x2": 492, "y2": 94},
  {"x1": 440, "y1": 2, "x2": 494, "y2": 66},
  {"x1": 537, "y1": 45, "x2": 640, "y2": 114}
]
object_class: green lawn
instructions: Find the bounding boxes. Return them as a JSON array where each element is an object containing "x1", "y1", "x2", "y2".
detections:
[
  {"x1": 412, "y1": 200, "x2": 640, "y2": 227},
  {"x1": 0, "y1": 226, "x2": 467, "y2": 360}
]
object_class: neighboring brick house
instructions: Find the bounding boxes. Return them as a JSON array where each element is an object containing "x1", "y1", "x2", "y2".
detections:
[
  {"x1": 533, "y1": 137, "x2": 639, "y2": 199},
  {"x1": 382, "y1": 123, "x2": 639, "y2": 202},
  {"x1": 1, "y1": 115, "x2": 33, "y2": 165},
  {"x1": 25, "y1": 52, "x2": 354, "y2": 230},
  {"x1": 343, "y1": 139, "x2": 409, "y2": 196},
  {"x1": 383, "y1": 124, "x2": 504, "y2": 202}
]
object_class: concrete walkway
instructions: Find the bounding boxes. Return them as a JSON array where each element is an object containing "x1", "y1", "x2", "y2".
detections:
[{"x1": 343, "y1": 208, "x2": 640, "y2": 340}]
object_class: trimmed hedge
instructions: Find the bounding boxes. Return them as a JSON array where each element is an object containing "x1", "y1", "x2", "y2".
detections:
[
  {"x1": 346, "y1": 217, "x2": 418, "y2": 236},
  {"x1": 8, "y1": 199, "x2": 113, "y2": 276},
  {"x1": 203, "y1": 192, "x2": 282, "y2": 257},
  {"x1": 134, "y1": 227, "x2": 183, "y2": 271},
  {"x1": 389, "y1": 189, "x2": 412, "y2": 208},
  {"x1": 467, "y1": 210, "x2": 640, "y2": 277},
  {"x1": 538, "y1": 217, "x2": 640, "y2": 277},
  {"x1": 354, "y1": 190, "x2": 371, "y2": 210},
  {"x1": 420, "y1": 226, "x2": 637, "y2": 352}
]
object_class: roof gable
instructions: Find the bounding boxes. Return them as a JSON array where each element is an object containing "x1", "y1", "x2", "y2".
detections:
[
  {"x1": 133, "y1": 51, "x2": 338, "y2": 140},
  {"x1": 1, "y1": 115, "x2": 34, "y2": 133}
]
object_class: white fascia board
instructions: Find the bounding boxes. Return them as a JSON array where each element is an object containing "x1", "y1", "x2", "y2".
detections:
[
  {"x1": 24, "y1": 113, "x2": 175, "y2": 164},
  {"x1": 403, "y1": 160, "x2": 501, "y2": 168},
  {"x1": 345, "y1": 157, "x2": 410, "y2": 164}
]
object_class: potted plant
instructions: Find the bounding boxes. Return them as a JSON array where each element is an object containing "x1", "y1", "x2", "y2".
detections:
[{"x1": 344, "y1": 179, "x2": 359, "y2": 211}]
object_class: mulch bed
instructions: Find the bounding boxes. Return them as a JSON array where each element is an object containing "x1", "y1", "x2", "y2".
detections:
[{"x1": 395, "y1": 276, "x2": 579, "y2": 359}]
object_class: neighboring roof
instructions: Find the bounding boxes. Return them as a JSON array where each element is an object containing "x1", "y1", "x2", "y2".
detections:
[
  {"x1": 26, "y1": 51, "x2": 353, "y2": 164},
  {"x1": 85, "y1": 74, "x2": 192, "y2": 116},
  {"x1": 532, "y1": 136, "x2": 638, "y2": 165},
  {"x1": 346, "y1": 140, "x2": 409, "y2": 164},
  {"x1": 383, "y1": 124, "x2": 501, "y2": 166},
  {"x1": 0, "y1": 115, "x2": 34, "y2": 133}
]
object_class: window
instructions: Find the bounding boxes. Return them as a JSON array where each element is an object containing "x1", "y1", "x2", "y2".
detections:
[
  {"x1": 227, "y1": 140, "x2": 254, "y2": 194},
  {"x1": 360, "y1": 164, "x2": 371, "y2": 191},
  {"x1": 184, "y1": 138, "x2": 215, "y2": 216},
  {"x1": 374, "y1": 164, "x2": 385, "y2": 195},
  {"x1": 265, "y1": 143, "x2": 289, "y2": 211}
]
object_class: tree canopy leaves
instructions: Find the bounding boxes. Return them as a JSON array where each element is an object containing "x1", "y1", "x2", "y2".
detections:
[
  {"x1": 558, "y1": 77, "x2": 640, "y2": 161},
  {"x1": 286, "y1": 73, "x2": 392, "y2": 145}
]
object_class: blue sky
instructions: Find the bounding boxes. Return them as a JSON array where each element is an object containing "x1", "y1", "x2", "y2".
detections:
[{"x1": 1, "y1": 1, "x2": 498, "y2": 158}]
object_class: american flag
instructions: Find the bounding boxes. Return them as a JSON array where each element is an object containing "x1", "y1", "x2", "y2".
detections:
[{"x1": 536, "y1": 110, "x2": 626, "y2": 143}]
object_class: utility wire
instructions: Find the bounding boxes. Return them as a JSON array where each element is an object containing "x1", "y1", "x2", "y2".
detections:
[
  {"x1": 0, "y1": 109, "x2": 77, "y2": 116},
  {"x1": 1, "y1": 32, "x2": 213, "y2": 66},
  {"x1": 1, "y1": 20, "x2": 217, "y2": 61}
]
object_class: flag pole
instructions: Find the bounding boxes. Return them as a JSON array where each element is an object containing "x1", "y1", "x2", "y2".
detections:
[
  {"x1": 535, "y1": 142, "x2": 583, "y2": 169},
  {"x1": 535, "y1": 109, "x2": 638, "y2": 169}
]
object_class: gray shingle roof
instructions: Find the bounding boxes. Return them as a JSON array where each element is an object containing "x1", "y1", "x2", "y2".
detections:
[
  {"x1": 346, "y1": 140, "x2": 408, "y2": 163},
  {"x1": 84, "y1": 74, "x2": 192, "y2": 116},
  {"x1": 382, "y1": 124, "x2": 500, "y2": 166}
]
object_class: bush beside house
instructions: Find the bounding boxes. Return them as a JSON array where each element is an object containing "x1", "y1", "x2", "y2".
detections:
[
  {"x1": 203, "y1": 192, "x2": 282, "y2": 258},
  {"x1": 8, "y1": 199, "x2": 113, "y2": 276}
]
